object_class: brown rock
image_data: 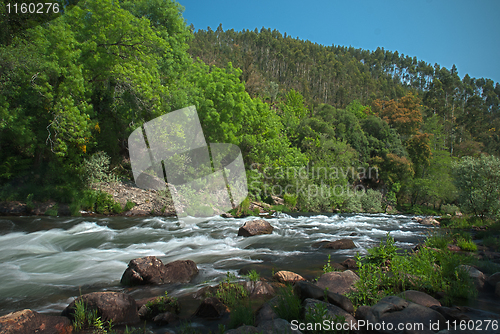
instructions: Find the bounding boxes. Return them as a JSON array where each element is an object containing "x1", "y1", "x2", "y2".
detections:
[
  {"x1": 400, "y1": 290, "x2": 441, "y2": 308},
  {"x1": 121, "y1": 256, "x2": 168, "y2": 285},
  {"x1": 323, "y1": 239, "x2": 356, "y2": 249},
  {"x1": 459, "y1": 265, "x2": 486, "y2": 290},
  {"x1": 243, "y1": 281, "x2": 275, "y2": 297},
  {"x1": 341, "y1": 258, "x2": 358, "y2": 270},
  {"x1": 293, "y1": 281, "x2": 354, "y2": 314},
  {"x1": 238, "y1": 220, "x2": 274, "y2": 237},
  {"x1": 273, "y1": 270, "x2": 306, "y2": 284},
  {"x1": 62, "y1": 292, "x2": 139, "y2": 325},
  {"x1": 447, "y1": 244, "x2": 461, "y2": 252},
  {"x1": 121, "y1": 256, "x2": 198, "y2": 285},
  {"x1": 316, "y1": 270, "x2": 359, "y2": 295},
  {"x1": 163, "y1": 259, "x2": 199, "y2": 284},
  {"x1": 194, "y1": 297, "x2": 229, "y2": 319},
  {"x1": 0, "y1": 309, "x2": 72, "y2": 334}
]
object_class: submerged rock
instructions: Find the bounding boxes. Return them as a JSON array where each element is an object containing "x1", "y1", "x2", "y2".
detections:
[
  {"x1": 323, "y1": 239, "x2": 356, "y2": 249},
  {"x1": 238, "y1": 219, "x2": 274, "y2": 237}
]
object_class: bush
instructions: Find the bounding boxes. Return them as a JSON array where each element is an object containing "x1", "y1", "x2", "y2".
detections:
[
  {"x1": 360, "y1": 189, "x2": 383, "y2": 213},
  {"x1": 284, "y1": 193, "x2": 297, "y2": 209},
  {"x1": 457, "y1": 238, "x2": 477, "y2": 252},
  {"x1": 342, "y1": 193, "x2": 362, "y2": 213},
  {"x1": 442, "y1": 204, "x2": 460, "y2": 215},
  {"x1": 83, "y1": 151, "x2": 119, "y2": 185}
]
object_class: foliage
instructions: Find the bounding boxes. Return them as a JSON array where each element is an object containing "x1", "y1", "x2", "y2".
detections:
[
  {"x1": 228, "y1": 302, "x2": 254, "y2": 329},
  {"x1": 213, "y1": 272, "x2": 248, "y2": 308},
  {"x1": 360, "y1": 189, "x2": 383, "y2": 213},
  {"x1": 453, "y1": 155, "x2": 500, "y2": 219},
  {"x1": 273, "y1": 285, "x2": 302, "y2": 322},
  {"x1": 348, "y1": 236, "x2": 477, "y2": 308},
  {"x1": 244, "y1": 269, "x2": 260, "y2": 282},
  {"x1": 303, "y1": 301, "x2": 349, "y2": 334},
  {"x1": 143, "y1": 291, "x2": 179, "y2": 320},
  {"x1": 83, "y1": 151, "x2": 119, "y2": 185},
  {"x1": 365, "y1": 233, "x2": 399, "y2": 266},
  {"x1": 72, "y1": 298, "x2": 114, "y2": 333},
  {"x1": 456, "y1": 238, "x2": 477, "y2": 252},
  {"x1": 283, "y1": 193, "x2": 298, "y2": 209},
  {"x1": 323, "y1": 254, "x2": 340, "y2": 274}
]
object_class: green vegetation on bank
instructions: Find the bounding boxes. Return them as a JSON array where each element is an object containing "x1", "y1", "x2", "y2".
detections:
[{"x1": 1, "y1": 0, "x2": 500, "y2": 218}]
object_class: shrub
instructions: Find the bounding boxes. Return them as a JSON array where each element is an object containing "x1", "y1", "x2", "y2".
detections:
[
  {"x1": 442, "y1": 204, "x2": 460, "y2": 215},
  {"x1": 360, "y1": 189, "x2": 383, "y2": 213},
  {"x1": 83, "y1": 151, "x2": 119, "y2": 185},
  {"x1": 284, "y1": 193, "x2": 297, "y2": 209},
  {"x1": 457, "y1": 238, "x2": 477, "y2": 252},
  {"x1": 342, "y1": 193, "x2": 362, "y2": 213},
  {"x1": 365, "y1": 233, "x2": 399, "y2": 266},
  {"x1": 244, "y1": 270, "x2": 260, "y2": 282}
]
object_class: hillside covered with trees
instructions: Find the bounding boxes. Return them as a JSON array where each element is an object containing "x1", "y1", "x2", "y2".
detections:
[{"x1": 1, "y1": 0, "x2": 500, "y2": 218}]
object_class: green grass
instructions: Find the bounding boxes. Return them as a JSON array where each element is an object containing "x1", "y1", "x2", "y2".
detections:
[{"x1": 273, "y1": 285, "x2": 302, "y2": 322}]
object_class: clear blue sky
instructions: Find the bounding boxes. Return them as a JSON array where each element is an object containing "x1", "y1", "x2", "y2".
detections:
[{"x1": 179, "y1": 0, "x2": 500, "y2": 85}]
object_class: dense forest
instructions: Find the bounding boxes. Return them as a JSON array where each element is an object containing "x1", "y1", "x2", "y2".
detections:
[{"x1": 1, "y1": 0, "x2": 500, "y2": 217}]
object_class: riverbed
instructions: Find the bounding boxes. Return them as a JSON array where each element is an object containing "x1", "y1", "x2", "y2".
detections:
[{"x1": 0, "y1": 213, "x2": 433, "y2": 317}]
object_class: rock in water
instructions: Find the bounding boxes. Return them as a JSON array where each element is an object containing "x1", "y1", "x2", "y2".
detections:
[
  {"x1": 121, "y1": 256, "x2": 198, "y2": 285},
  {"x1": 121, "y1": 256, "x2": 168, "y2": 285},
  {"x1": 323, "y1": 239, "x2": 356, "y2": 249},
  {"x1": 238, "y1": 219, "x2": 274, "y2": 237}
]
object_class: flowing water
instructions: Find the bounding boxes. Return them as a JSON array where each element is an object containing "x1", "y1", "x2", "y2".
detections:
[{"x1": 0, "y1": 213, "x2": 432, "y2": 318}]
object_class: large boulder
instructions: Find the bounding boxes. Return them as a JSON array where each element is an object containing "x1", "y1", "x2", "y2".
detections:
[
  {"x1": 303, "y1": 299, "x2": 357, "y2": 330},
  {"x1": 243, "y1": 281, "x2": 275, "y2": 297},
  {"x1": 238, "y1": 220, "x2": 274, "y2": 237},
  {"x1": 293, "y1": 281, "x2": 354, "y2": 314},
  {"x1": 357, "y1": 296, "x2": 446, "y2": 333},
  {"x1": 163, "y1": 259, "x2": 199, "y2": 283},
  {"x1": 121, "y1": 256, "x2": 198, "y2": 285},
  {"x1": 459, "y1": 265, "x2": 486, "y2": 290},
  {"x1": 487, "y1": 271, "x2": 500, "y2": 288},
  {"x1": 400, "y1": 290, "x2": 441, "y2": 308},
  {"x1": 194, "y1": 297, "x2": 229, "y2": 319},
  {"x1": 0, "y1": 309, "x2": 72, "y2": 334},
  {"x1": 62, "y1": 291, "x2": 139, "y2": 326},
  {"x1": 316, "y1": 270, "x2": 359, "y2": 295}
]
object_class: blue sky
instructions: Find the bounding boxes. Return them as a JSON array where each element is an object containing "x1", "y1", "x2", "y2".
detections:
[{"x1": 179, "y1": 0, "x2": 500, "y2": 85}]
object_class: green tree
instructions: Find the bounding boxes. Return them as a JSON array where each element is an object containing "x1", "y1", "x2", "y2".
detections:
[{"x1": 453, "y1": 155, "x2": 500, "y2": 219}]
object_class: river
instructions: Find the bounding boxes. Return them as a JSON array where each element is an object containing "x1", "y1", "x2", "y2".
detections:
[{"x1": 0, "y1": 213, "x2": 432, "y2": 318}]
